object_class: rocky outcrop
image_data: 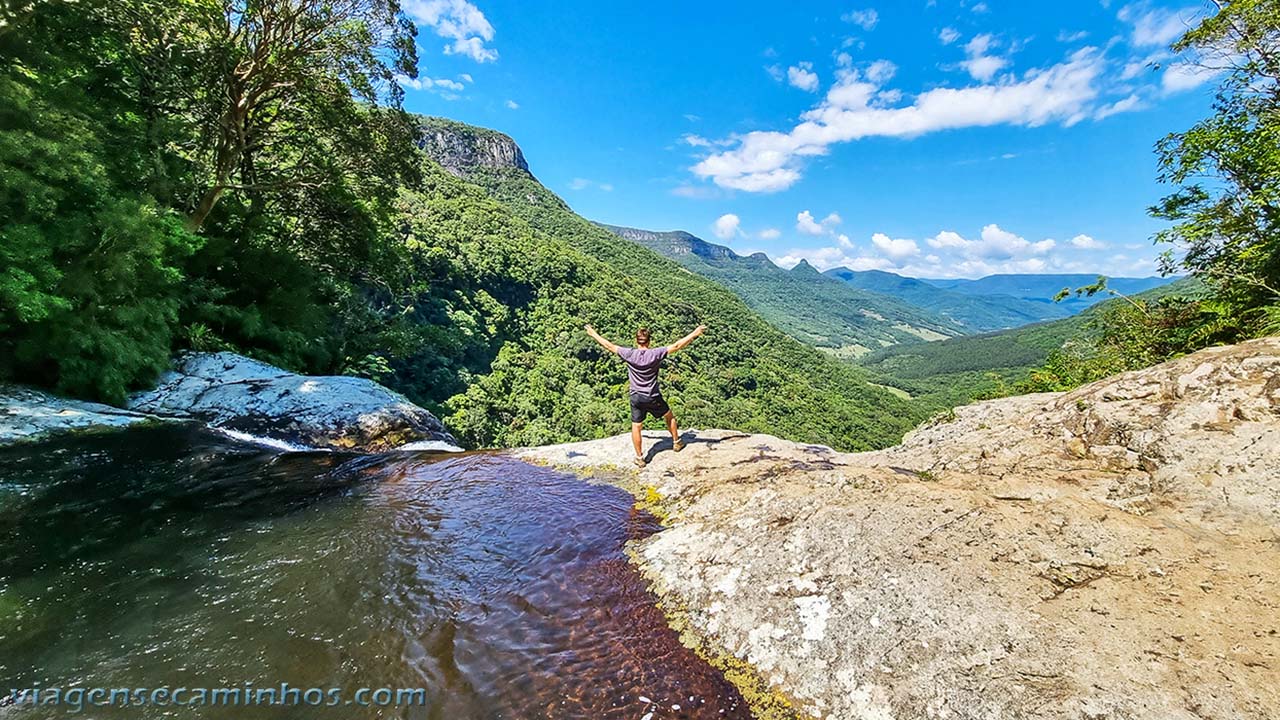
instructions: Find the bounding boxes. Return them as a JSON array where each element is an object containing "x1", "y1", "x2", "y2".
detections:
[
  {"x1": 515, "y1": 339, "x2": 1280, "y2": 720},
  {"x1": 416, "y1": 116, "x2": 530, "y2": 178},
  {"x1": 0, "y1": 386, "x2": 165, "y2": 444},
  {"x1": 127, "y1": 352, "x2": 458, "y2": 452}
]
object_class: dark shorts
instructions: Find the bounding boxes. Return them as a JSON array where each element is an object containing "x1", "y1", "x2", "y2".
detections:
[{"x1": 629, "y1": 393, "x2": 671, "y2": 423}]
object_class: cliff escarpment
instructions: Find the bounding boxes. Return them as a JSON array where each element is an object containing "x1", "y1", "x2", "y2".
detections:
[{"x1": 517, "y1": 338, "x2": 1280, "y2": 720}]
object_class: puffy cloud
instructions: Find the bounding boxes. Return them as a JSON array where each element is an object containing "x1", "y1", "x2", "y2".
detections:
[
  {"x1": 788, "y1": 62, "x2": 820, "y2": 92},
  {"x1": 505, "y1": 99, "x2": 519, "y2": 109},
  {"x1": 1118, "y1": 3, "x2": 1195, "y2": 48},
  {"x1": 842, "y1": 8, "x2": 879, "y2": 31},
  {"x1": 960, "y1": 34, "x2": 1008, "y2": 82},
  {"x1": 714, "y1": 213, "x2": 742, "y2": 240},
  {"x1": 770, "y1": 220, "x2": 1144, "y2": 277},
  {"x1": 405, "y1": 0, "x2": 498, "y2": 62},
  {"x1": 693, "y1": 48, "x2": 1107, "y2": 192},
  {"x1": 871, "y1": 233, "x2": 920, "y2": 260},
  {"x1": 1069, "y1": 234, "x2": 1106, "y2": 249},
  {"x1": 758, "y1": 228, "x2": 782, "y2": 240},
  {"x1": 796, "y1": 210, "x2": 842, "y2": 235},
  {"x1": 939, "y1": 27, "x2": 961, "y2": 45}
]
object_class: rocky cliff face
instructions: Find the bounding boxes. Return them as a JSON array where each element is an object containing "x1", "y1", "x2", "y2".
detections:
[
  {"x1": 416, "y1": 116, "x2": 530, "y2": 178},
  {"x1": 516, "y1": 338, "x2": 1280, "y2": 720}
]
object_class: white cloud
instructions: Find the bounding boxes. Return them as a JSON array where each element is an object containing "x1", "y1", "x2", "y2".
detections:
[
  {"x1": 796, "y1": 210, "x2": 842, "y2": 235},
  {"x1": 939, "y1": 27, "x2": 961, "y2": 45},
  {"x1": 683, "y1": 134, "x2": 712, "y2": 148},
  {"x1": 970, "y1": 1, "x2": 989, "y2": 13},
  {"x1": 459, "y1": 73, "x2": 474, "y2": 83},
  {"x1": 923, "y1": 224, "x2": 1055, "y2": 259},
  {"x1": 796, "y1": 210, "x2": 825, "y2": 235},
  {"x1": 1118, "y1": 3, "x2": 1195, "y2": 48},
  {"x1": 771, "y1": 221, "x2": 1123, "y2": 277},
  {"x1": 1057, "y1": 30, "x2": 1089, "y2": 43},
  {"x1": 1069, "y1": 234, "x2": 1106, "y2": 249},
  {"x1": 842, "y1": 8, "x2": 879, "y2": 31},
  {"x1": 1161, "y1": 61, "x2": 1219, "y2": 93},
  {"x1": 714, "y1": 213, "x2": 742, "y2": 240},
  {"x1": 871, "y1": 233, "x2": 920, "y2": 260},
  {"x1": 692, "y1": 48, "x2": 1107, "y2": 192},
  {"x1": 788, "y1": 62, "x2": 820, "y2": 92},
  {"x1": 505, "y1": 99, "x2": 519, "y2": 109},
  {"x1": 405, "y1": 0, "x2": 499, "y2": 62},
  {"x1": 766, "y1": 64, "x2": 785, "y2": 82},
  {"x1": 396, "y1": 73, "x2": 468, "y2": 98},
  {"x1": 961, "y1": 34, "x2": 1008, "y2": 82},
  {"x1": 1094, "y1": 93, "x2": 1143, "y2": 119},
  {"x1": 759, "y1": 228, "x2": 782, "y2": 240}
]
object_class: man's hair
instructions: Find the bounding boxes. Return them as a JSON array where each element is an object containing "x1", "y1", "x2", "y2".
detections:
[{"x1": 635, "y1": 328, "x2": 651, "y2": 347}]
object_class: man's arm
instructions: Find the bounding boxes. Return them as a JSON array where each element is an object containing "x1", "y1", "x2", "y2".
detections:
[
  {"x1": 584, "y1": 324, "x2": 620, "y2": 354},
  {"x1": 666, "y1": 324, "x2": 707, "y2": 354}
]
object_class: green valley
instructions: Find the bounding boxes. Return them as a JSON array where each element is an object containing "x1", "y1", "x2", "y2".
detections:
[{"x1": 601, "y1": 225, "x2": 963, "y2": 356}]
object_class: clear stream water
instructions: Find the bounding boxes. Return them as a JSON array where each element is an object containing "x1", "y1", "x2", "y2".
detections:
[{"x1": 0, "y1": 425, "x2": 751, "y2": 719}]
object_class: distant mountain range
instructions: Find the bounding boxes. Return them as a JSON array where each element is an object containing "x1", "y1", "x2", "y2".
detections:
[
  {"x1": 823, "y1": 267, "x2": 1074, "y2": 330},
  {"x1": 600, "y1": 225, "x2": 964, "y2": 357},
  {"x1": 920, "y1": 274, "x2": 1177, "y2": 314},
  {"x1": 603, "y1": 224, "x2": 1179, "y2": 357}
]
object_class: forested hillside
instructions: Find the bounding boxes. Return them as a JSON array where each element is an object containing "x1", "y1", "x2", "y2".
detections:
[
  {"x1": 412, "y1": 119, "x2": 922, "y2": 448},
  {"x1": 823, "y1": 268, "x2": 1074, "y2": 331},
  {"x1": 601, "y1": 225, "x2": 961, "y2": 356},
  {"x1": 860, "y1": 278, "x2": 1207, "y2": 410},
  {"x1": 0, "y1": 0, "x2": 924, "y2": 455}
]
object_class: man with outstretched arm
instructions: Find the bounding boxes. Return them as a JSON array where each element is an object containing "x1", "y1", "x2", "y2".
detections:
[{"x1": 584, "y1": 323, "x2": 707, "y2": 468}]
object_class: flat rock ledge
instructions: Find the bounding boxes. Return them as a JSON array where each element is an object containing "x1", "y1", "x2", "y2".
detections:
[
  {"x1": 515, "y1": 339, "x2": 1280, "y2": 720},
  {"x1": 126, "y1": 352, "x2": 459, "y2": 452},
  {"x1": 0, "y1": 386, "x2": 165, "y2": 445}
]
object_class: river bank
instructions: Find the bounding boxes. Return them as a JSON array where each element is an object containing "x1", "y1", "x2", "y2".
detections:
[{"x1": 516, "y1": 339, "x2": 1280, "y2": 720}]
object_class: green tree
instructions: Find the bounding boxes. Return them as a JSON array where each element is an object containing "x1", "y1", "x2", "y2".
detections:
[{"x1": 1151, "y1": 0, "x2": 1280, "y2": 335}]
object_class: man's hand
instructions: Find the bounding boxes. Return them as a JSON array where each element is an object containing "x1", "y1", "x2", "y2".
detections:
[
  {"x1": 584, "y1": 324, "x2": 618, "y2": 353},
  {"x1": 668, "y1": 324, "x2": 708, "y2": 354}
]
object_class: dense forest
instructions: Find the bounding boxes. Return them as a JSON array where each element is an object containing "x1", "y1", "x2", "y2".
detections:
[{"x1": 0, "y1": 0, "x2": 920, "y2": 451}]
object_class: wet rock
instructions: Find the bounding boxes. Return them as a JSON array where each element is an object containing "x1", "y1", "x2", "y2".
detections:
[
  {"x1": 0, "y1": 386, "x2": 164, "y2": 444},
  {"x1": 514, "y1": 340, "x2": 1280, "y2": 719},
  {"x1": 127, "y1": 352, "x2": 458, "y2": 452}
]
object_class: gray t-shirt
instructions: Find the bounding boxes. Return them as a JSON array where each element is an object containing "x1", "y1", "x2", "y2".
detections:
[{"x1": 617, "y1": 346, "x2": 668, "y2": 396}]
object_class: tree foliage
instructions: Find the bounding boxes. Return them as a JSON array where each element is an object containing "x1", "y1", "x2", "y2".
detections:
[{"x1": 1151, "y1": 0, "x2": 1280, "y2": 335}]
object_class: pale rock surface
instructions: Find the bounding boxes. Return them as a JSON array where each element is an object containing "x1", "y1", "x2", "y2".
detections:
[
  {"x1": 0, "y1": 386, "x2": 162, "y2": 444},
  {"x1": 127, "y1": 352, "x2": 457, "y2": 451},
  {"x1": 516, "y1": 339, "x2": 1280, "y2": 720}
]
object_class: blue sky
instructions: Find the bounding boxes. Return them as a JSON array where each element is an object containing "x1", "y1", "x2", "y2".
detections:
[{"x1": 399, "y1": 0, "x2": 1218, "y2": 278}]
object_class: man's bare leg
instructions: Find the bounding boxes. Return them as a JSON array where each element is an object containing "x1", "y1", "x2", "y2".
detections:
[
  {"x1": 664, "y1": 411, "x2": 684, "y2": 451},
  {"x1": 631, "y1": 422, "x2": 644, "y2": 462}
]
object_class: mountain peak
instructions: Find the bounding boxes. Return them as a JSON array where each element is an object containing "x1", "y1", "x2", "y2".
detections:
[
  {"x1": 416, "y1": 116, "x2": 530, "y2": 178},
  {"x1": 791, "y1": 259, "x2": 821, "y2": 276}
]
